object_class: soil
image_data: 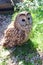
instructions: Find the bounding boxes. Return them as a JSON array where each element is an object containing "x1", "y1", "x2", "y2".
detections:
[{"x1": 0, "y1": 15, "x2": 12, "y2": 44}]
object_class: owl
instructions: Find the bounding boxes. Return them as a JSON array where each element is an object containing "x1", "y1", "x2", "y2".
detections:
[{"x1": 3, "y1": 11, "x2": 32, "y2": 48}]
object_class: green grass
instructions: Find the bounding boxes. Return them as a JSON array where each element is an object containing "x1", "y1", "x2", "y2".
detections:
[
  {"x1": 0, "y1": 61, "x2": 6, "y2": 65},
  {"x1": 31, "y1": 7, "x2": 43, "y2": 51},
  {"x1": 18, "y1": 60, "x2": 34, "y2": 65}
]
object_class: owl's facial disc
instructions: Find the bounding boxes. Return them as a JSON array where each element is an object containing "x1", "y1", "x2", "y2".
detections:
[{"x1": 15, "y1": 11, "x2": 32, "y2": 32}]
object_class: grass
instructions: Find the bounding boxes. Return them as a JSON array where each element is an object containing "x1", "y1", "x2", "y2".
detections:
[
  {"x1": 18, "y1": 61, "x2": 34, "y2": 65},
  {"x1": 0, "y1": 61, "x2": 6, "y2": 65},
  {"x1": 31, "y1": 7, "x2": 43, "y2": 51}
]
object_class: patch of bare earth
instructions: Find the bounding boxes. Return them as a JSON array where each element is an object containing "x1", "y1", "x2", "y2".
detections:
[{"x1": 0, "y1": 15, "x2": 12, "y2": 44}]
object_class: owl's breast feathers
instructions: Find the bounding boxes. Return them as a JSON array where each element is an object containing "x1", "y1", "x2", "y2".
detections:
[{"x1": 3, "y1": 27, "x2": 26, "y2": 47}]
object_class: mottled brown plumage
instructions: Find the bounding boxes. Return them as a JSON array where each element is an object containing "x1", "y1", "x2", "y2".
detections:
[{"x1": 3, "y1": 11, "x2": 32, "y2": 48}]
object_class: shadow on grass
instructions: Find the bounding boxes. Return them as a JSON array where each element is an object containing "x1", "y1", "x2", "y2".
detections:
[
  {"x1": 3, "y1": 36, "x2": 42, "y2": 65},
  {"x1": 13, "y1": 39, "x2": 37, "y2": 55},
  {"x1": 9, "y1": 39, "x2": 42, "y2": 65}
]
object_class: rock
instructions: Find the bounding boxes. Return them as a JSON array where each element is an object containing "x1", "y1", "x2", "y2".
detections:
[
  {"x1": 0, "y1": 0, "x2": 14, "y2": 14},
  {"x1": 0, "y1": 0, "x2": 13, "y2": 8}
]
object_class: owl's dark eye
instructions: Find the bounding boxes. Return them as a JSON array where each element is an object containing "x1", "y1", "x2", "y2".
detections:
[
  {"x1": 28, "y1": 18, "x2": 30, "y2": 20},
  {"x1": 22, "y1": 19, "x2": 25, "y2": 22}
]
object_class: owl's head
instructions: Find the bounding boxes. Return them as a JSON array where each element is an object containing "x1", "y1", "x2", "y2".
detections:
[{"x1": 14, "y1": 11, "x2": 32, "y2": 32}]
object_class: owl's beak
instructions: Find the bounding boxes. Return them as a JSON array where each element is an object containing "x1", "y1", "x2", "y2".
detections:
[{"x1": 25, "y1": 26, "x2": 29, "y2": 32}]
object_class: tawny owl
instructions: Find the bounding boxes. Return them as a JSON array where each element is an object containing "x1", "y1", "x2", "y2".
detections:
[{"x1": 3, "y1": 11, "x2": 32, "y2": 48}]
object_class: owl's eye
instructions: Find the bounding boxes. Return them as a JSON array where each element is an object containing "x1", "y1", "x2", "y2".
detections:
[
  {"x1": 22, "y1": 19, "x2": 25, "y2": 22},
  {"x1": 28, "y1": 18, "x2": 30, "y2": 20}
]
